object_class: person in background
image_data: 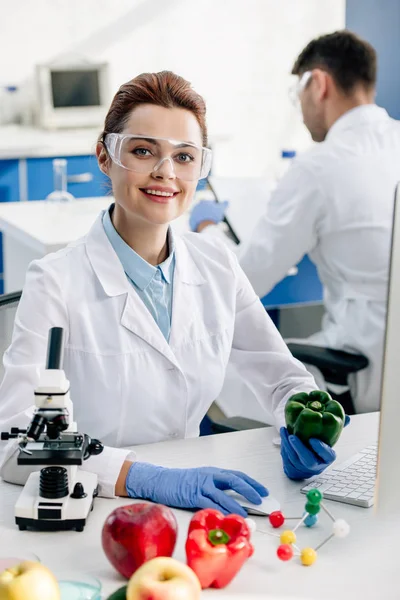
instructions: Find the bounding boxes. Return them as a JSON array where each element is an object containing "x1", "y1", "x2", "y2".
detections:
[
  {"x1": 191, "y1": 30, "x2": 400, "y2": 414},
  {"x1": 0, "y1": 71, "x2": 338, "y2": 515}
]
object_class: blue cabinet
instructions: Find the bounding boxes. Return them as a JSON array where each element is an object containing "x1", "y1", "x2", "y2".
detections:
[
  {"x1": 27, "y1": 155, "x2": 108, "y2": 200},
  {"x1": 0, "y1": 160, "x2": 20, "y2": 203},
  {"x1": 261, "y1": 255, "x2": 323, "y2": 309},
  {"x1": 0, "y1": 159, "x2": 20, "y2": 292},
  {"x1": 346, "y1": 0, "x2": 400, "y2": 121}
]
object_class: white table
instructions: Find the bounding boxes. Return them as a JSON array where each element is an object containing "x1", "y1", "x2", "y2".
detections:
[
  {"x1": 0, "y1": 412, "x2": 397, "y2": 599},
  {"x1": 0, "y1": 198, "x2": 191, "y2": 293},
  {"x1": 0, "y1": 125, "x2": 102, "y2": 160},
  {"x1": 0, "y1": 198, "x2": 109, "y2": 292},
  {"x1": 0, "y1": 125, "x2": 230, "y2": 161}
]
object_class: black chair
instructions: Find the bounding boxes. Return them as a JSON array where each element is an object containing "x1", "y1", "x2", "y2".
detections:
[
  {"x1": 0, "y1": 291, "x2": 22, "y2": 306},
  {"x1": 286, "y1": 343, "x2": 369, "y2": 415},
  {"x1": 0, "y1": 291, "x2": 22, "y2": 356}
]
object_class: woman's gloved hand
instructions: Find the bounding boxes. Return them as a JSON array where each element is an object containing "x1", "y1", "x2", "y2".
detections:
[
  {"x1": 126, "y1": 462, "x2": 268, "y2": 517},
  {"x1": 280, "y1": 427, "x2": 336, "y2": 480},
  {"x1": 189, "y1": 200, "x2": 229, "y2": 232}
]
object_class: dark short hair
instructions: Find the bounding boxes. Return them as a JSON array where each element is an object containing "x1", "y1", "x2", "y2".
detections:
[{"x1": 292, "y1": 30, "x2": 377, "y2": 93}]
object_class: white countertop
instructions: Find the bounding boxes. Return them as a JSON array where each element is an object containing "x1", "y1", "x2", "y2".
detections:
[
  {"x1": 1, "y1": 412, "x2": 398, "y2": 599},
  {"x1": 0, "y1": 125, "x2": 231, "y2": 160},
  {"x1": 0, "y1": 198, "x2": 111, "y2": 253},
  {"x1": 0, "y1": 197, "x2": 192, "y2": 254},
  {"x1": 0, "y1": 125, "x2": 100, "y2": 159}
]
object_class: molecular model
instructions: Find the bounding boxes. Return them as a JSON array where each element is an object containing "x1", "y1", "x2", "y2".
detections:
[{"x1": 247, "y1": 488, "x2": 350, "y2": 566}]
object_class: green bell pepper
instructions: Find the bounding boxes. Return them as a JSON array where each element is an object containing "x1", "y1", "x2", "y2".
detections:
[
  {"x1": 105, "y1": 586, "x2": 127, "y2": 600},
  {"x1": 285, "y1": 390, "x2": 345, "y2": 447}
]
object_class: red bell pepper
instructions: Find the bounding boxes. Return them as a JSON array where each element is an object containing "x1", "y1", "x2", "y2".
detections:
[{"x1": 185, "y1": 508, "x2": 254, "y2": 589}]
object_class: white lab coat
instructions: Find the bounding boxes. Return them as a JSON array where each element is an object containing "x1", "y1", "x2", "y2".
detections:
[
  {"x1": 0, "y1": 212, "x2": 317, "y2": 497},
  {"x1": 207, "y1": 105, "x2": 400, "y2": 415}
]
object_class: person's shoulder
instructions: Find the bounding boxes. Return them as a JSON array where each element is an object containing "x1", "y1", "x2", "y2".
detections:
[
  {"x1": 27, "y1": 235, "x2": 88, "y2": 280},
  {"x1": 179, "y1": 230, "x2": 234, "y2": 264},
  {"x1": 293, "y1": 143, "x2": 331, "y2": 172},
  {"x1": 177, "y1": 232, "x2": 239, "y2": 283},
  {"x1": 286, "y1": 140, "x2": 347, "y2": 188}
]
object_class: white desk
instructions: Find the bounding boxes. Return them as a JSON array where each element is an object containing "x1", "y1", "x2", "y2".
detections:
[
  {"x1": 0, "y1": 412, "x2": 397, "y2": 599},
  {"x1": 0, "y1": 198, "x2": 190, "y2": 293},
  {"x1": 0, "y1": 125, "x2": 100, "y2": 160},
  {"x1": 0, "y1": 125, "x2": 229, "y2": 161},
  {"x1": 0, "y1": 198, "x2": 110, "y2": 293}
]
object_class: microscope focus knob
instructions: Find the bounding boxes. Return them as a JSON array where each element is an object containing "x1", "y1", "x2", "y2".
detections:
[
  {"x1": 1, "y1": 428, "x2": 27, "y2": 440},
  {"x1": 40, "y1": 466, "x2": 69, "y2": 499},
  {"x1": 88, "y1": 439, "x2": 104, "y2": 456},
  {"x1": 70, "y1": 482, "x2": 87, "y2": 499}
]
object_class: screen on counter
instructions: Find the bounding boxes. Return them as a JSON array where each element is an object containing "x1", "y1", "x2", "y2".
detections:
[{"x1": 51, "y1": 70, "x2": 101, "y2": 108}]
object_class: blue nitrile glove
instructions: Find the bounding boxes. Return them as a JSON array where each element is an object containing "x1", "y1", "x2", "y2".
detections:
[
  {"x1": 126, "y1": 462, "x2": 268, "y2": 517},
  {"x1": 280, "y1": 427, "x2": 336, "y2": 480},
  {"x1": 189, "y1": 200, "x2": 229, "y2": 232}
]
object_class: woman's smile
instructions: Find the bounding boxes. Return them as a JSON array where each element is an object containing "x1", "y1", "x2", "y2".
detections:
[{"x1": 139, "y1": 185, "x2": 180, "y2": 204}]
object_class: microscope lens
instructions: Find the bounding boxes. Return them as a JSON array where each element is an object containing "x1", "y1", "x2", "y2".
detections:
[
  {"x1": 55, "y1": 413, "x2": 69, "y2": 431},
  {"x1": 26, "y1": 414, "x2": 46, "y2": 440}
]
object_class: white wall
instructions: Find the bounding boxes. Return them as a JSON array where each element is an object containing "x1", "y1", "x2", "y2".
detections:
[{"x1": 0, "y1": 0, "x2": 345, "y2": 175}]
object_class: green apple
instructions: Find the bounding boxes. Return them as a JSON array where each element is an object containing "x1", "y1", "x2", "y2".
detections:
[
  {"x1": 0, "y1": 560, "x2": 61, "y2": 600},
  {"x1": 127, "y1": 557, "x2": 201, "y2": 600}
]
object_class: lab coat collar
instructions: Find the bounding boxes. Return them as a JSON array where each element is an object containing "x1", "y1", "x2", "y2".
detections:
[
  {"x1": 102, "y1": 206, "x2": 175, "y2": 289},
  {"x1": 86, "y1": 211, "x2": 206, "y2": 297},
  {"x1": 85, "y1": 211, "x2": 206, "y2": 361},
  {"x1": 326, "y1": 104, "x2": 389, "y2": 141}
]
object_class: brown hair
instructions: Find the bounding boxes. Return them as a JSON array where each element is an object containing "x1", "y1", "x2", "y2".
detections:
[
  {"x1": 99, "y1": 71, "x2": 208, "y2": 147},
  {"x1": 292, "y1": 30, "x2": 377, "y2": 94}
]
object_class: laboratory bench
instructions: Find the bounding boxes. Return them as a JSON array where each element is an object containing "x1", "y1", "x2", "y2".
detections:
[{"x1": 0, "y1": 412, "x2": 397, "y2": 599}]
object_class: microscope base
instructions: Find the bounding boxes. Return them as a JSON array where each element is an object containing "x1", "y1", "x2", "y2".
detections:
[{"x1": 14, "y1": 470, "x2": 99, "y2": 532}]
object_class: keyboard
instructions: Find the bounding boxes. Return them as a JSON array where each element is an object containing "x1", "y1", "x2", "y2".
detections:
[{"x1": 300, "y1": 444, "x2": 377, "y2": 508}]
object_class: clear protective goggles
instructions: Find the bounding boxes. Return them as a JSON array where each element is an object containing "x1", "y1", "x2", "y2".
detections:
[
  {"x1": 288, "y1": 71, "x2": 312, "y2": 108},
  {"x1": 104, "y1": 133, "x2": 212, "y2": 181}
]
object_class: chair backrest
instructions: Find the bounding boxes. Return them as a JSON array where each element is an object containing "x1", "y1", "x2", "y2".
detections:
[{"x1": 0, "y1": 291, "x2": 22, "y2": 381}]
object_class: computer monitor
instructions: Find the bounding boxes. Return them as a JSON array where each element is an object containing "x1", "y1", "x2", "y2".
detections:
[
  {"x1": 375, "y1": 181, "x2": 400, "y2": 516},
  {"x1": 35, "y1": 62, "x2": 110, "y2": 129}
]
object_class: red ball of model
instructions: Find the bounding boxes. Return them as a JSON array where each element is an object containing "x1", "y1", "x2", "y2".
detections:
[
  {"x1": 277, "y1": 544, "x2": 294, "y2": 561},
  {"x1": 269, "y1": 510, "x2": 285, "y2": 528}
]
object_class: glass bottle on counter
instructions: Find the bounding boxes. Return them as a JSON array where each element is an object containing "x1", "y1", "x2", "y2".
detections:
[{"x1": 46, "y1": 159, "x2": 75, "y2": 203}]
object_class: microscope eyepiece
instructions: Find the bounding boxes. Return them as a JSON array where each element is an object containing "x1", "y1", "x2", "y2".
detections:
[{"x1": 46, "y1": 327, "x2": 65, "y2": 370}]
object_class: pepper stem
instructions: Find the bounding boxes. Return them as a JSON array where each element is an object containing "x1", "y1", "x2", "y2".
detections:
[
  {"x1": 208, "y1": 528, "x2": 231, "y2": 545},
  {"x1": 308, "y1": 401, "x2": 323, "y2": 412}
]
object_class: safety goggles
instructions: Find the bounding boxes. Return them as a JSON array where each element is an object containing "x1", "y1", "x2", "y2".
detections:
[
  {"x1": 289, "y1": 71, "x2": 312, "y2": 108},
  {"x1": 104, "y1": 133, "x2": 212, "y2": 181}
]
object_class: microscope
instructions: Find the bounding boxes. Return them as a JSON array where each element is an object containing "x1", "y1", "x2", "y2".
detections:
[{"x1": 1, "y1": 327, "x2": 103, "y2": 532}]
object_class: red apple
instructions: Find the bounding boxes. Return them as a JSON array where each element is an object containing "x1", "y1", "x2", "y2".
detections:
[
  {"x1": 102, "y1": 503, "x2": 178, "y2": 579},
  {"x1": 126, "y1": 557, "x2": 201, "y2": 600}
]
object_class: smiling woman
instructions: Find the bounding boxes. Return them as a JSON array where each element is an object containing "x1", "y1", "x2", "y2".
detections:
[
  {"x1": 96, "y1": 72, "x2": 211, "y2": 260},
  {"x1": 0, "y1": 71, "x2": 330, "y2": 518}
]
